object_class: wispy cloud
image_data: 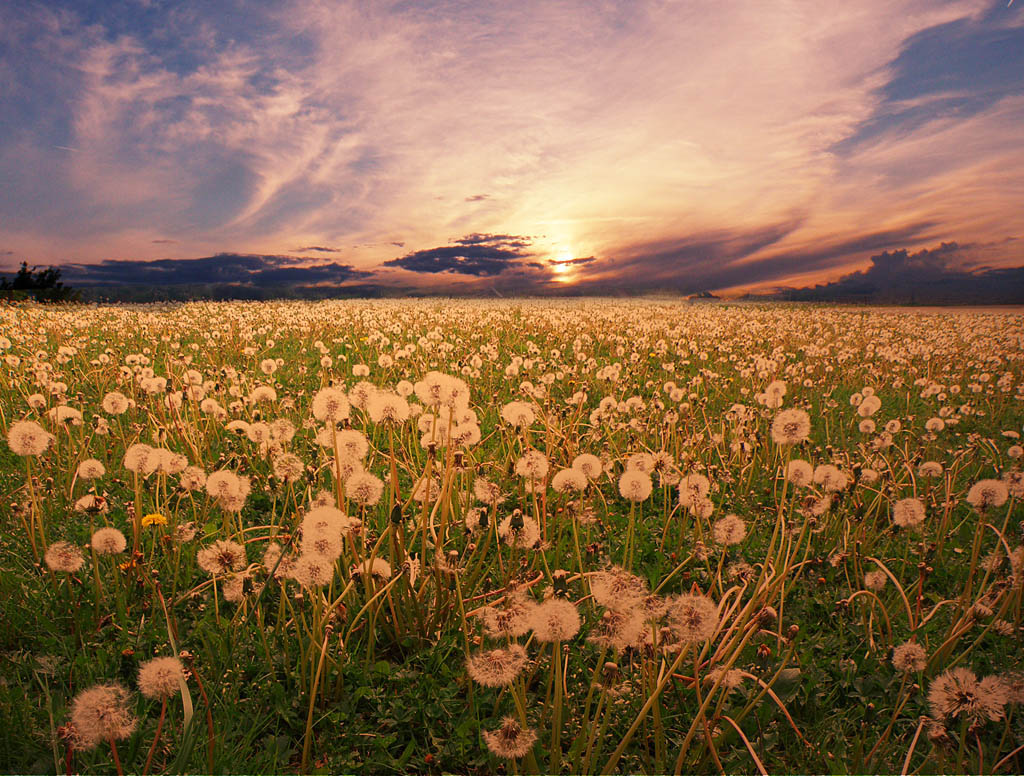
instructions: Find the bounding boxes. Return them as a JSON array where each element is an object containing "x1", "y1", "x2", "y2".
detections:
[{"x1": 292, "y1": 245, "x2": 341, "y2": 253}]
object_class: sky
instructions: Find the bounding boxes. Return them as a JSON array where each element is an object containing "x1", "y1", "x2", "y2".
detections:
[{"x1": 1, "y1": 0, "x2": 1023, "y2": 296}]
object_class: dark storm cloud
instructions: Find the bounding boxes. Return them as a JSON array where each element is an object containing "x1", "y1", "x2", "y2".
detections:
[
  {"x1": 754, "y1": 241, "x2": 1024, "y2": 304},
  {"x1": 383, "y1": 233, "x2": 535, "y2": 277},
  {"x1": 836, "y1": 14, "x2": 1024, "y2": 153},
  {"x1": 60, "y1": 253, "x2": 374, "y2": 287}
]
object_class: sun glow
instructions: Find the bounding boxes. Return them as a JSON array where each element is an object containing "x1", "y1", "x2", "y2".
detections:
[{"x1": 550, "y1": 248, "x2": 575, "y2": 283}]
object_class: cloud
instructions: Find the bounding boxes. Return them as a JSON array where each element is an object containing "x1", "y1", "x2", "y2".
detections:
[
  {"x1": 383, "y1": 233, "x2": 536, "y2": 277},
  {"x1": 552, "y1": 256, "x2": 596, "y2": 266},
  {"x1": 60, "y1": 253, "x2": 374, "y2": 287},
  {"x1": 750, "y1": 241, "x2": 1024, "y2": 303},
  {"x1": 464, "y1": 194, "x2": 489, "y2": 202},
  {"x1": 552, "y1": 220, "x2": 945, "y2": 295},
  {"x1": 837, "y1": 13, "x2": 1024, "y2": 153},
  {"x1": 292, "y1": 245, "x2": 341, "y2": 253},
  {"x1": 45, "y1": 237, "x2": 1024, "y2": 303},
  {"x1": 151, "y1": 239, "x2": 177, "y2": 244}
]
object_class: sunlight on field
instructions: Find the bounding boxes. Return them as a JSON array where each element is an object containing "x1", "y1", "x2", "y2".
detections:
[{"x1": 1, "y1": 299, "x2": 1022, "y2": 775}]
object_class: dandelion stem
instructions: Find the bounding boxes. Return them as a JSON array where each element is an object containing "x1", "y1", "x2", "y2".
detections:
[
  {"x1": 142, "y1": 697, "x2": 167, "y2": 776},
  {"x1": 109, "y1": 739, "x2": 123, "y2": 776}
]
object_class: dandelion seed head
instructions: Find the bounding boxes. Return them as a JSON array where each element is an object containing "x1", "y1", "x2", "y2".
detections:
[
  {"x1": 311, "y1": 387, "x2": 350, "y2": 423},
  {"x1": 864, "y1": 569, "x2": 887, "y2": 591},
  {"x1": 478, "y1": 594, "x2": 537, "y2": 639},
  {"x1": 101, "y1": 392, "x2": 130, "y2": 415},
  {"x1": 45, "y1": 541, "x2": 85, "y2": 572},
  {"x1": 892, "y1": 641, "x2": 927, "y2": 672},
  {"x1": 551, "y1": 468, "x2": 587, "y2": 494},
  {"x1": 706, "y1": 667, "x2": 745, "y2": 693},
  {"x1": 366, "y1": 390, "x2": 410, "y2": 425},
  {"x1": 587, "y1": 606, "x2": 646, "y2": 651},
  {"x1": 76, "y1": 459, "x2": 106, "y2": 480},
  {"x1": 928, "y1": 667, "x2": 1008, "y2": 726},
  {"x1": 515, "y1": 448, "x2": 549, "y2": 481},
  {"x1": 497, "y1": 512, "x2": 541, "y2": 549},
  {"x1": 249, "y1": 385, "x2": 277, "y2": 403},
  {"x1": 346, "y1": 471, "x2": 385, "y2": 506},
  {"x1": 271, "y1": 453, "x2": 305, "y2": 484},
  {"x1": 667, "y1": 594, "x2": 718, "y2": 643},
  {"x1": 892, "y1": 498, "x2": 926, "y2": 528},
  {"x1": 483, "y1": 716, "x2": 538, "y2": 760},
  {"x1": 712, "y1": 513, "x2": 746, "y2": 545},
  {"x1": 331, "y1": 429, "x2": 368, "y2": 460},
  {"x1": 291, "y1": 553, "x2": 334, "y2": 588},
  {"x1": 91, "y1": 527, "x2": 126, "y2": 555},
  {"x1": 618, "y1": 468, "x2": 653, "y2": 502},
  {"x1": 138, "y1": 656, "x2": 185, "y2": 699},
  {"x1": 966, "y1": 479, "x2": 1009, "y2": 511},
  {"x1": 473, "y1": 476, "x2": 505, "y2": 506},
  {"x1": 678, "y1": 473, "x2": 711, "y2": 507},
  {"x1": 196, "y1": 539, "x2": 246, "y2": 575},
  {"x1": 590, "y1": 566, "x2": 647, "y2": 610},
  {"x1": 501, "y1": 400, "x2": 536, "y2": 429},
  {"x1": 529, "y1": 597, "x2": 581, "y2": 643},
  {"x1": 771, "y1": 408, "x2": 811, "y2": 446},
  {"x1": 69, "y1": 683, "x2": 137, "y2": 748},
  {"x1": 786, "y1": 459, "x2": 813, "y2": 487},
  {"x1": 466, "y1": 644, "x2": 528, "y2": 688},
  {"x1": 813, "y1": 464, "x2": 849, "y2": 492},
  {"x1": 572, "y1": 453, "x2": 603, "y2": 480},
  {"x1": 123, "y1": 443, "x2": 155, "y2": 473},
  {"x1": 7, "y1": 419, "x2": 55, "y2": 456}
]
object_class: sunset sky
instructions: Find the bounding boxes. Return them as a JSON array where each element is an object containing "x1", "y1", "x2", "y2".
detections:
[{"x1": 1, "y1": 0, "x2": 1022, "y2": 295}]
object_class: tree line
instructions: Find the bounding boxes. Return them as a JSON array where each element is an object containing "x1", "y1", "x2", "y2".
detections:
[{"x1": 0, "y1": 262, "x2": 79, "y2": 302}]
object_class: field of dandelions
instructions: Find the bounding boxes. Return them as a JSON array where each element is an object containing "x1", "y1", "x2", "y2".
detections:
[{"x1": 1, "y1": 299, "x2": 1023, "y2": 775}]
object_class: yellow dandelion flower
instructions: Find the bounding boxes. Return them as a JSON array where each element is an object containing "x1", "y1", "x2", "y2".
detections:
[{"x1": 141, "y1": 513, "x2": 168, "y2": 527}]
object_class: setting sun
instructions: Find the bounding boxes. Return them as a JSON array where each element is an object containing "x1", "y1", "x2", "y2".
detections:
[{"x1": 549, "y1": 248, "x2": 575, "y2": 283}]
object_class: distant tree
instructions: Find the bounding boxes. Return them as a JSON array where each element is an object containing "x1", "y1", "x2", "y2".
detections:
[{"x1": 0, "y1": 262, "x2": 79, "y2": 302}]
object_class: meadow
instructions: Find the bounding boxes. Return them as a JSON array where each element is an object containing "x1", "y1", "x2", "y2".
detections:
[{"x1": 1, "y1": 298, "x2": 1022, "y2": 775}]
